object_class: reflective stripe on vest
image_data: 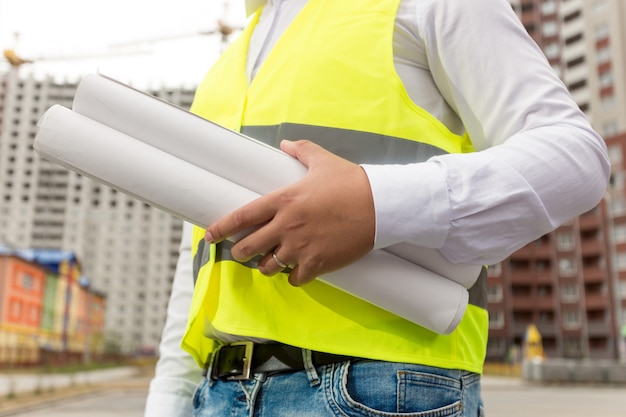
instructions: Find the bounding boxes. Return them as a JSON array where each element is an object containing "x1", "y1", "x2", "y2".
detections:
[
  {"x1": 181, "y1": 0, "x2": 488, "y2": 374},
  {"x1": 241, "y1": 123, "x2": 450, "y2": 164},
  {"x1": 193, "y1": 239, "x2": 489, "y2": 311}
]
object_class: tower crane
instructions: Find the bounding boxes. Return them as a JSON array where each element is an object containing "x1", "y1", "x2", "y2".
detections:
[{"x1": 1, "y1": 1, "x2": 242, "y2": 70}]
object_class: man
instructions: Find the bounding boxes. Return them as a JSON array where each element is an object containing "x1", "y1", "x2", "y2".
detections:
[{"x1": 145, "y1": 0, "x2": 610, "y2": 416}]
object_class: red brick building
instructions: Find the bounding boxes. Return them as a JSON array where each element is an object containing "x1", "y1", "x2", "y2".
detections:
[{"x1": 487, "y1": 132, "x2": 626, "y2": 362}]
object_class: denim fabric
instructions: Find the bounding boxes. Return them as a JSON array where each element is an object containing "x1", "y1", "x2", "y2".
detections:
[{"x1": 193, "y1": 359, "x2": 485, "y2": 417}]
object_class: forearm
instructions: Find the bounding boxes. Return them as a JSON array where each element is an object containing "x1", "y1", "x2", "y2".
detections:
[
  {"x1": 364, "y1": 122, "x2": 609, "y2": 265},
  {"x1": 145, "y1": 222, "x2": 203, "y2": 417}
]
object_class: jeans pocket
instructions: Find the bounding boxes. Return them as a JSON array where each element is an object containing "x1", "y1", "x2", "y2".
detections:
[
  {"x1": 334, "y1": 362, "x2": 463, "y2": 417},
  {"x1": 192, "y1": 378, "x2": 209, "y2": 415}
]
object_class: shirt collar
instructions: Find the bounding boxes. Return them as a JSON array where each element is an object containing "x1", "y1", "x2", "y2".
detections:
[{"x1": 245, "y1": 0, "x2": 266, "y2": 16}]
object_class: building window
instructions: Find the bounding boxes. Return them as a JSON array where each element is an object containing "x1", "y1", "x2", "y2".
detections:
[
  {"x1": 561, "y1": 284, "x2": 579, "y2": 302},
  {"x1": 537, "y1": 284, "x2": 551, "y2": 297},
  {"x1": 597, "y1": 45, "x2": 611, "y2": 64},
  {"x1": 599, "y1": 71, "x2": 613, "y2": 88},
  {"x1": 615, "y1": 252, "x2": 626, "y2": 271},
  {"x1": 21, "y1": 273, "x2": 33, "y2": 291},
  {"x1": 601, "y1": 94, "x2": 616, "y2": 110},
  {"x1": 489, "y1": 310, "x2": 505, "y2": 329},
  {"x1": 542, "y1": 21, "x2": 558, "y2": 37},
  {"x1": 487, "y1": 285, "x2": 503, "y2": 303},
  {"x1": 609, "y1": 195, "x2": 626, "y2": 216},
  {"x1": 538, "y1": 311, "x2": 554, "y2": 323},
  {"x1": 9, "y1": 299, "x2": 22, "y2": 320},
  {"x1": 564, "y1": 33, "x2": 583, "y2": 46},
  {"x1": 613, "y1": 224, "x2": 626, "y2": 243},
  {"x1": 563, "y1": 310, "x2": 581, "y2": 329},
  {"x1": 592, "y1": 0, "x2": 608, "y2": 16},
  {"x1": 487, "y1": 263, "x2": 501, "y2": 277},
  {"x1": 541, "y1": 0, "x2": 557, "y2": 15},
  {"x1": 563, "y1": 9, "x2": 582, "y2": 23},
  {"x1": 559, "y1": 258, "x2": 577, "y2": 276},
  {"x1": 536, "y1": 260, "x2": 550, "y2": 271},
  {"x1": 557, "y1": 232, "x2": 575, "y2": 251},
  {"x1": 602, "y1": 121, "x2": 619, "y2": 138},
  {"x1": 30, "y1": 305, "x2": 39, "y2": 322},
  {"x1": 564, "y1": 337, "x2": 582, "y2": 356},
  {"x1": 620, "y1": 282, "x2": 626, "y2": 299},
  {"x1": 594, "y1": 23, "x2": 610, "y2": 41},
  {"x1": 568, "y1": 78, "x2": 586, "y2": 90},
  {"x1": 544, "y1": 43, "x2": 560, "y2": 59}
]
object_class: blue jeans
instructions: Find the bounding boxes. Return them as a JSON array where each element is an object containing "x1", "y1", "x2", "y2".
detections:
[{"x1": 193, "y1": 359, "x2": 485, "y2": 416}]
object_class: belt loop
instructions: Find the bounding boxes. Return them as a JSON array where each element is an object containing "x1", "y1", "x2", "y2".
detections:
[
  {"x1": 205, "y1": 344, "x2": 222, "y2": 386},
  {"x1": 302, "y1": 349, "x2": 321, "y2": 386}
]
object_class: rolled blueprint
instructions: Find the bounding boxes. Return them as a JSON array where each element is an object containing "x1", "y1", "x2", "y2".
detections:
[
  {"x1": 34, "y1": 104, "x2": 468, "y2": 334},
  {"x1": 72, "y1": 73, "x2": 481, "y2": 289},
  {"x1": 35, "y1": 105, "x2": 259, "y2": 227}
]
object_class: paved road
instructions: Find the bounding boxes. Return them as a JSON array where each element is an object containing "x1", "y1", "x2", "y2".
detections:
[
  {"x1": 4, "y1": 376, "x2": 626, "y2": 416},
  {"x1": 482, "y1": 376, "x2": 626, "y2": 417},
  {"x1": 4, "y1": 389, "x2": 147, "y2": 417}
]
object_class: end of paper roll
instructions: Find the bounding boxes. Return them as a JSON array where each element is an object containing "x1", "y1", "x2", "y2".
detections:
[
  {"x1": 441, "y1": 289, "x2": 469, "y2": 335},
  {"x1": 36, "y1": 104, "x2": 66, "y2": 128}
]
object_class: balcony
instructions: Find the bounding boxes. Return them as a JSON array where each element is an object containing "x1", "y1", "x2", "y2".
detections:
[
  {"x1": 535, "y1": 270, "x2": 554, "y2": 285},
  {"x1": 512, "y1": 322, "x2": 534, "y2": 335},
  {"x1": 581, "y1": 240, "x2": 603, "y2": 256},
  {"x1": 509, "y1": 269, "x2": 554, "y2": 285},
  {"x1": 586, "y1": 320, "x2": 612, "y2": 336},
  {"x1": 510, "y1": 270, "x2": 533, "y2": 284},
  {"x1": 579, "y1": 214, "x2": 601, "y2": 231},
  {"x1": 511, "y1": 296, "x2": 535, "y2": 311},
  {"x1": 510, "y1": 244, "x2": 553, "y2": 260},
  {"x1": 535, "y1": 322, "x2": 558, "y2": 337},
  {"x1": 585, "y1": 293, "x2": 610, "y2": 310},
  {"x1": 512, "y1": 296, "x2": 554, "y2": 311},
  {"x1": 582, "y1": 266, "x2": 607, "y2": 283}
]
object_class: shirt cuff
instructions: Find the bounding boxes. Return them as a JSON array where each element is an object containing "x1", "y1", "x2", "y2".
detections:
[{"x1": 361, "y1": 162, "x2": 450, "y2": 251}]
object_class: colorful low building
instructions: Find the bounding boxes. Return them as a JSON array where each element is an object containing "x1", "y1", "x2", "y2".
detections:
[
  {"x1": 0, "y1": 248, "x2": 106, "y2": 366},
  {"x1": 0, "y1": 254, "x2": 46, "y2": 364}
]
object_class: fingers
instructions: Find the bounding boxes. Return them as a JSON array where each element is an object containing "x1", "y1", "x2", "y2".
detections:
[
  {"x1": 203, "y1": 139, "x2": 375, "y2": 287},
  {"x1": 256, "y1": 250, "x2": 294, "y2": 276},
  {"x1": 257, "y1": 252, "x2": 312, "y2": 287},
  {"x1": 204, "y1": 193, "x2": 278, "y2": 245},
  {"x1": 204, "y1": 140, "x2": 317, "y2": 245}
]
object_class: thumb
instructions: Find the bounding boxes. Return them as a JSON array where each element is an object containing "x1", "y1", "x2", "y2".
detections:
[{"x1": 280, "y1": 139, "x2": 326, "y2": 169}]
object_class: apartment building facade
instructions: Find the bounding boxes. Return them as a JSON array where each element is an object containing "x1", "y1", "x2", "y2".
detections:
[
  {"x1": 510, "y1": 0, "x2": 626, "y2": 139},
  {"x1": 486, "y1": 0, "x2": 626, "y2": 362},
  {"x1": 0, "y1": 70, "x2": 195, "y2": 354}
]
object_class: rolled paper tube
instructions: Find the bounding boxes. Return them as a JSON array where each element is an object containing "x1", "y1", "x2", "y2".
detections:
[
  {"x1": 35, "y1": 104, "x2": 469, "y2": 334},
  {"x1": 72, "y1": 72, "x2": 481, "y2": 288}
]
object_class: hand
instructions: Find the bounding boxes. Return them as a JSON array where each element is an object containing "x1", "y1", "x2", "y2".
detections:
[{"x1": 205, "y1": 139, "x2": 376, "y2": 286}]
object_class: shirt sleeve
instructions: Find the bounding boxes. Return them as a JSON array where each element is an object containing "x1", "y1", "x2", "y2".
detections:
[
  {"x1": 144, "y1": 222, "x2": 203, "y2": 417},
  {"x1": 363, "y1": 0, "x2": 610, "y2": 264}
]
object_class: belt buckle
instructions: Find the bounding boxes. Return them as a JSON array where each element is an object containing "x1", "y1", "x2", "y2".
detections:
[{"x1": 211, "y1": 341, "x2": 255, "y2": 381}]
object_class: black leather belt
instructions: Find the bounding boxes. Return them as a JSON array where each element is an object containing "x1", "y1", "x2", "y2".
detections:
[{"x1": 208, "y1": 341, "x2": 357, "y2": 380}]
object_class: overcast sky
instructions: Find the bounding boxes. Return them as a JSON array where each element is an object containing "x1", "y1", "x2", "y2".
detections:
[{"x1": 0, "y1": 0, "x2": 247, "y2": 87}]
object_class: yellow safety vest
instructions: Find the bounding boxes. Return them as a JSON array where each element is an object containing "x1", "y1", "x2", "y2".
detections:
[{"x1": 182, "y1": 0, "x2": 488, "y2": 374}]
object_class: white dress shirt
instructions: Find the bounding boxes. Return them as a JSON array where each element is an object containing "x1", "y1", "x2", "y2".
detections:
[{"x1": 145, "y1": 0, "x2": 610, "y2": 415}]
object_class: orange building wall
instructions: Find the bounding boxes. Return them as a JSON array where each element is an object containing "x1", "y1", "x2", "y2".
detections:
[
  {"x1": 1, "y1": 254, "x2": 108, "y2": 364},
  {"x1": 0, "y1": 256, "x2": 46, "y2": 333}
]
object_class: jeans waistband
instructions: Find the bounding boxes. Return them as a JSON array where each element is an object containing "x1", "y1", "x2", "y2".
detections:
[{"x1": 207, "y1": 341, "x2": 358, "y2": 381}]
